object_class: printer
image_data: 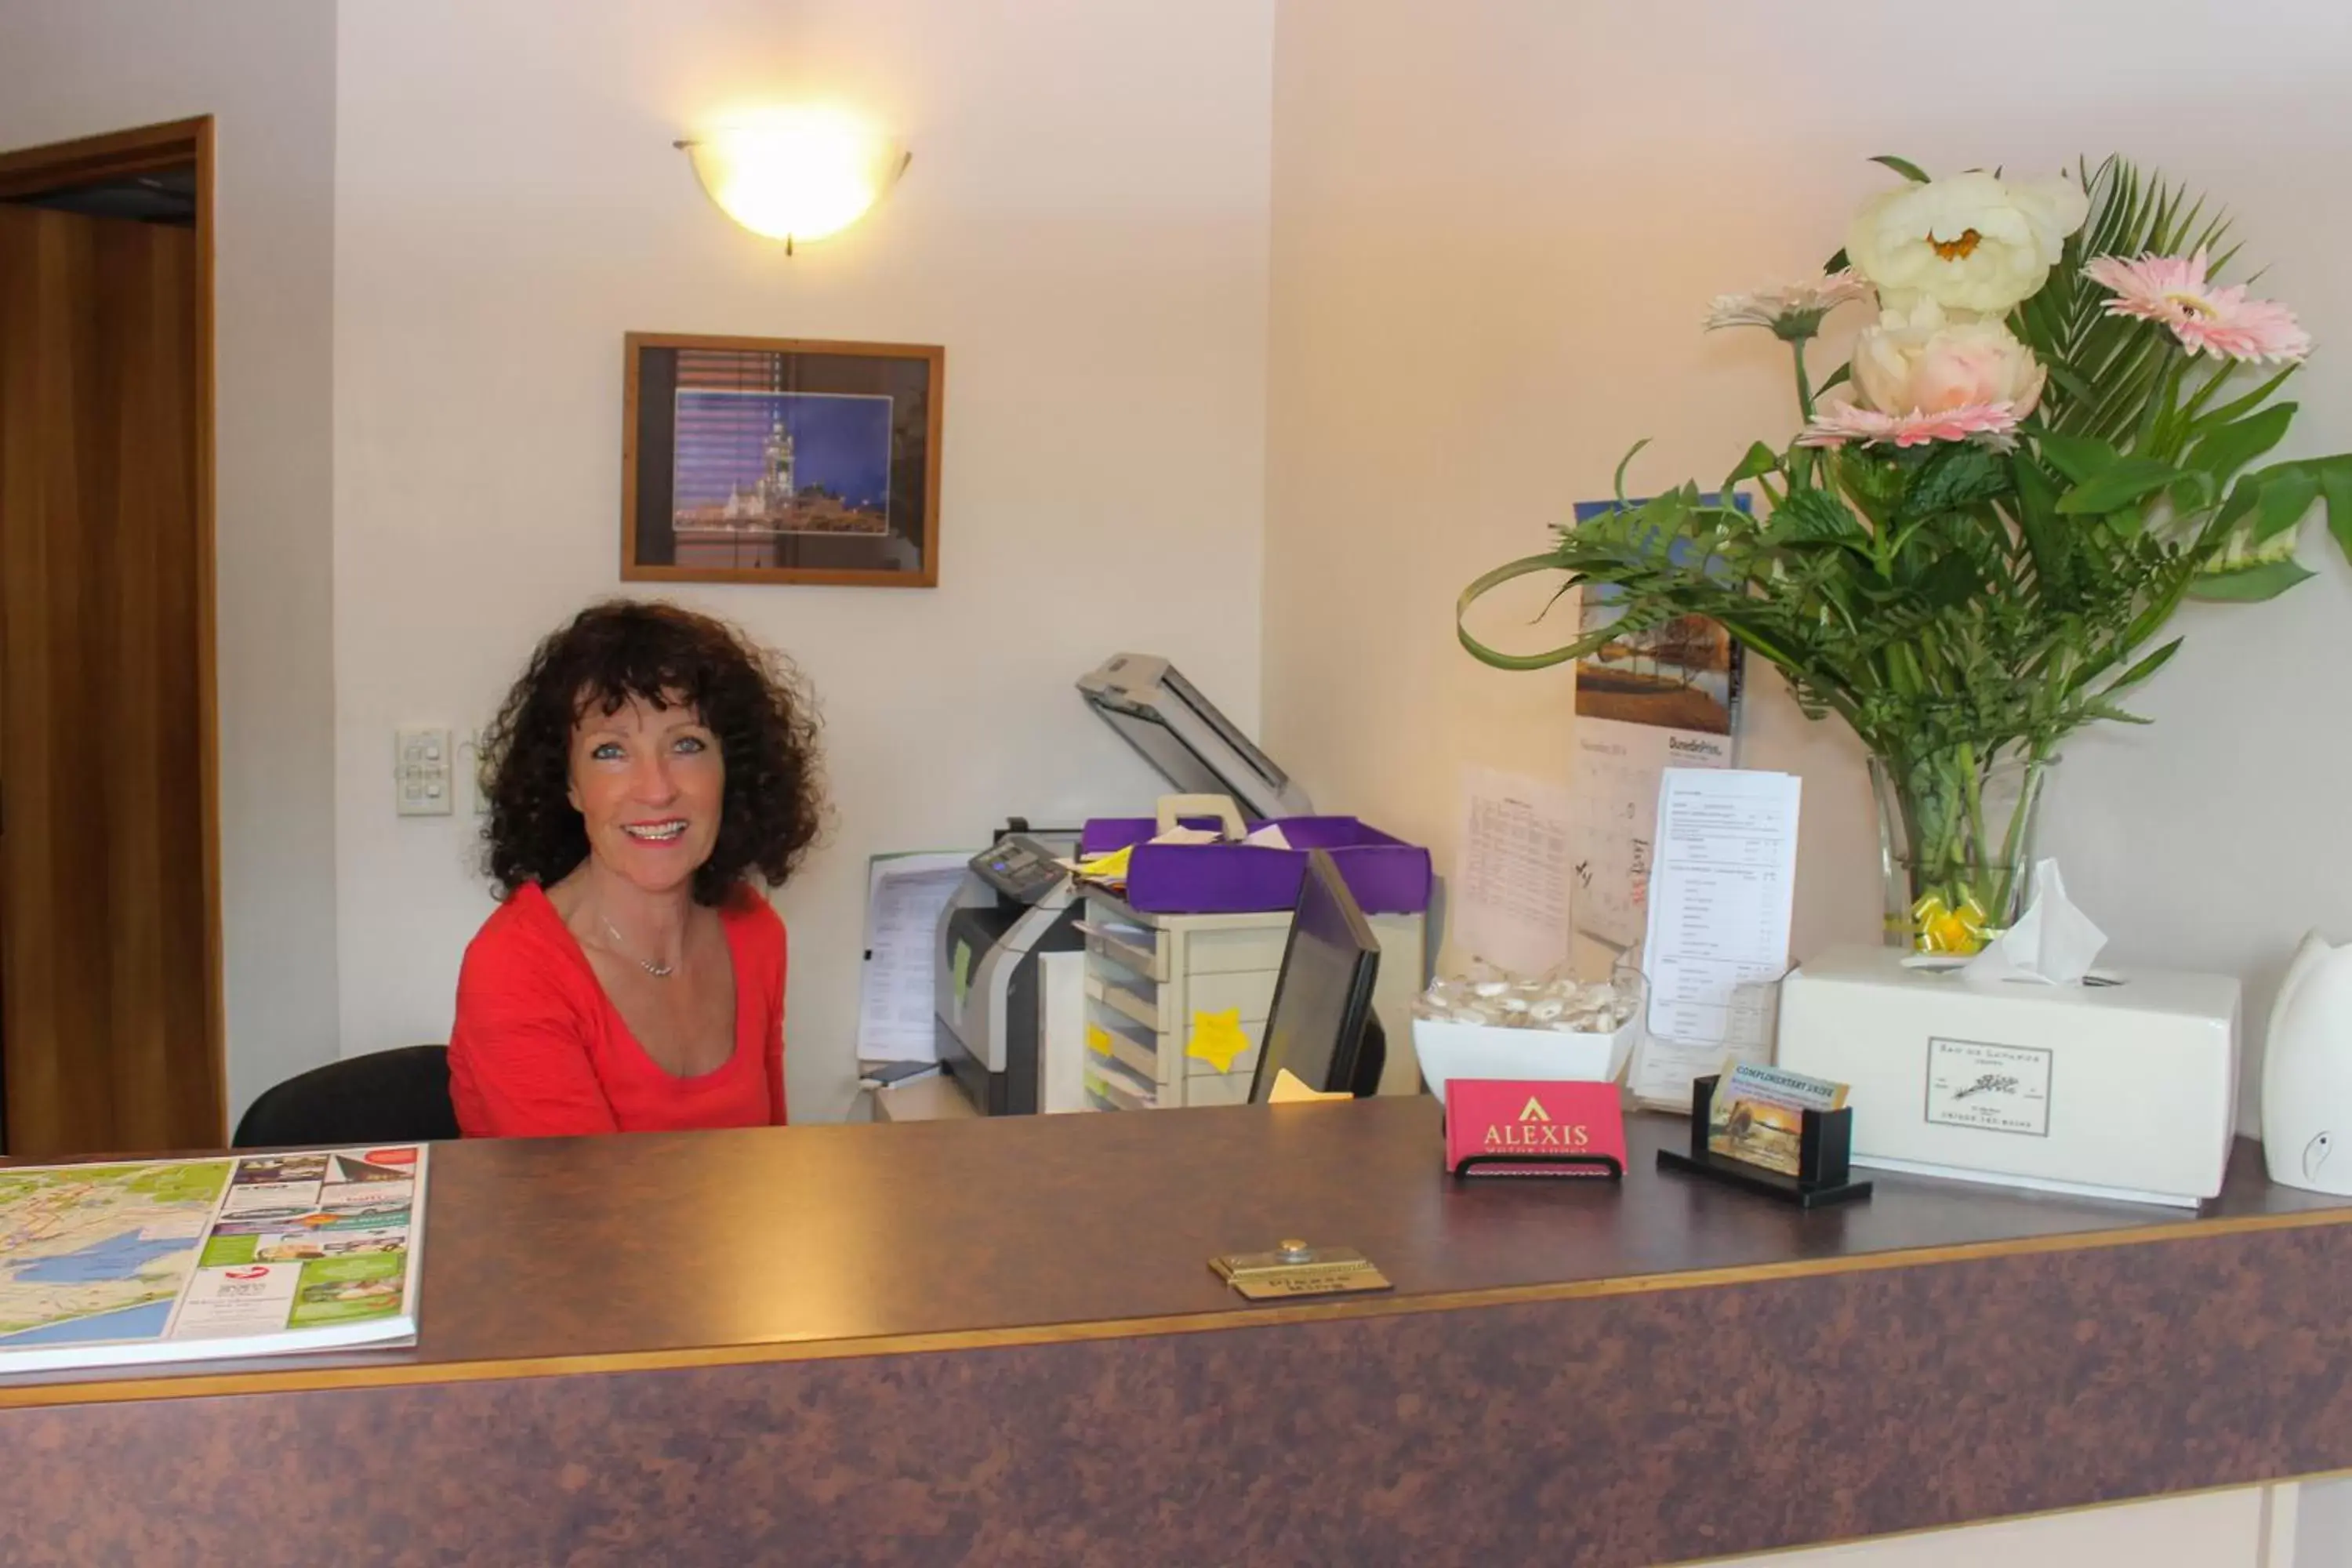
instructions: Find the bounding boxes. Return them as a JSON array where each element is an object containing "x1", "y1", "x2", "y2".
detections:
[
  {"x1": 933, "y1": 655, "x2": 1312, "y2": 1115},
  {"x1": 935, "y1": 827, "x2": 1085, "y2": 1116}
]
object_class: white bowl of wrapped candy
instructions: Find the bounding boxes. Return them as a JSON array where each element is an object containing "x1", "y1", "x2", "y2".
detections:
[{"x1": 1410, "y1": 969, "x2": 1642, "y2": 1106}]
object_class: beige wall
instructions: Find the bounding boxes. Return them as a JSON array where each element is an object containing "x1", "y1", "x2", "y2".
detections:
[
  {"x1": 1264, "y1": 0, "x2": 2352, "y2": 1123},
  {"x1": 5, "y1": 0, "x2": 2341, "y2": 1153},
  {"x1": 330, "y1": 0, "x2": 1276, "y2": 1119},
  {"x1": 0, "y1": 0, "x2": 343, "y2": 1120}
]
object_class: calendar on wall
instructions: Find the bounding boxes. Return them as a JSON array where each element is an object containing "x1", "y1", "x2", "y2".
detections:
[{"x1": 1566, "y1": 496, "x2": 1745, "y2": 950}]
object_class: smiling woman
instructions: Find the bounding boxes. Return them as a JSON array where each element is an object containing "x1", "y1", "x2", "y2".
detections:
[{"x1": 448, "y1": 601, "x2": 826, "y2": 1138}]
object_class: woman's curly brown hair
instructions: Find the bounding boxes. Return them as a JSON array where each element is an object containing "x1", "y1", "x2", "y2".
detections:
[{"x1": 481, "y1": 600, "x2": 825, "y2": 906}]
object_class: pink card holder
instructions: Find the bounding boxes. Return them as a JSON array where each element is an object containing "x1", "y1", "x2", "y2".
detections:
[{"x1": 1444, "y1": 1080, "x2": 1628, "y2": 1179}]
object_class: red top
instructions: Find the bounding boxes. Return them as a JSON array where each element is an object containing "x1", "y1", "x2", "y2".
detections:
[{"x1": 448, "y1": 883, "x2": 788, "y2": 1138}]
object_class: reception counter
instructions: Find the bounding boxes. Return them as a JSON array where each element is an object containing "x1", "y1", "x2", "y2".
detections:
[{"x1": 5, "y1": 1099, "x2": 2350, "y2": 1565}]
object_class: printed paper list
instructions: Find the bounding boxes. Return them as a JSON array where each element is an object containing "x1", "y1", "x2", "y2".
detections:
[
  {"x1": 1632, "y1": 769, "x2": 1800, "y2": 1105},
  {"x1": 1454, "y1": 766, "x2": 1575, "y2": 978}
]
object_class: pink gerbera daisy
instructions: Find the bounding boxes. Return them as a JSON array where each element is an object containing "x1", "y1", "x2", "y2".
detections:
[
  {"x1": 1797, "y1": 400, "x2": 2024, "y2": 449},
  {"x1": 1704, "y1": 269, "x2": 1872, "y2": 339},
  {"x1": 2083, "y1": 250, "x2": 2312, "y2": 364}
]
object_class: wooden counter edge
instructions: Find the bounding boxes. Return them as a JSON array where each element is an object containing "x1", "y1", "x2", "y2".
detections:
[{"x1": 5, "y1": 1196, "x2": 2347, "y2": 1412}]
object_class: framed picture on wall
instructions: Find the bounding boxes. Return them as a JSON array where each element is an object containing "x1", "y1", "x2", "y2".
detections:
[{"x1": 622, "y1": 332, "x2": 944, "y2": 587}]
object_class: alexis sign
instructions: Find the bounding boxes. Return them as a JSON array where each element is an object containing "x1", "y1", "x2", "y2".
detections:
[{"x1": 1445, "y1": 1080, "x2": 1628, "y2": 1179}]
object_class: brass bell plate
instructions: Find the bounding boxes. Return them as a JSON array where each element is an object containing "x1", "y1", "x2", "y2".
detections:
[{"x1": 1209, "y1": 1242, "x2": 1392, "y2": 1301}]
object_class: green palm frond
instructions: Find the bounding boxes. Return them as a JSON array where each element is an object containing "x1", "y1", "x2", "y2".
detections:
[{"x1": 2012, "y1": 157, "x2": 2233, "y2": 448}]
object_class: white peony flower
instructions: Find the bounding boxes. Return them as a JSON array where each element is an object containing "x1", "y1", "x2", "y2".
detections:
[
  {"x1": 1851, "y1": 297, "x2": 2046, "y2": 419},
  {"x1": 1847, "y1": 170, "x2": 2089, "y2": 316}
]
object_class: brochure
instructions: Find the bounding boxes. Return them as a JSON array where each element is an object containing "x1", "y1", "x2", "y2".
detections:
[{"x1": 0, "y1": 1145, "x2": 426, "y2": 1374}]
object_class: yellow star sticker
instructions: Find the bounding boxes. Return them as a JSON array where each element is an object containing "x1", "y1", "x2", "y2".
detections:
[{"x1": 1186, "y1": 1009, "x2": 1251, "y2": 1073}]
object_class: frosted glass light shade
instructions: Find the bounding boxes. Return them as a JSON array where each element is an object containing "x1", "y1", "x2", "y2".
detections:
[{"x1": 677, "y1": 110, "x2": 908, "y2": 249}]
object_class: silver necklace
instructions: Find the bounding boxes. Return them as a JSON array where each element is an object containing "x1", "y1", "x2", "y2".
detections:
[{"x1": 601, "y1": 917, "x2": 676, "y2": 980}]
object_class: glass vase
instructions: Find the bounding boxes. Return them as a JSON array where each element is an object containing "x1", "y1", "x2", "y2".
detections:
[{"x1": 1869, "y1": 749, "x2": 2051, "y2": 955}]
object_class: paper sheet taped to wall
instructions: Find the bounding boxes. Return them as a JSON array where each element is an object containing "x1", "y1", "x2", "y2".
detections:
[
  {"x1": 1453, "y1": 766, "x2": 1575, "y2": 978},
  {"x1": 1568, "y1": 494, "x2": 1745, "y2": 951},
  {"x1": 1569, "y1": 722, "x2": 1733, "y2": 949}
]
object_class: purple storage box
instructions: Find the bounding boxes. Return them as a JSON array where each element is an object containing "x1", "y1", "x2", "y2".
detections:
[{"x1": 1078, "y1": 816, "x2": 1432, "y2": 916}]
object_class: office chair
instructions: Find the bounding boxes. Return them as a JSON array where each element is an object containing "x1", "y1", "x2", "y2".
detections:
[
  {"x1": 1353, "y1": 1013, "x2": 1388, "y2": 1097},
  {"x1": 232, "y1": 1045, "x2": 461, "y2": 1148}
]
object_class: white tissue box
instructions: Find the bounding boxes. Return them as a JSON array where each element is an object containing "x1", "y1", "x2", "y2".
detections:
[{"x1": 1776, "y1": 945, "x2": 2240, "y2": 1207}]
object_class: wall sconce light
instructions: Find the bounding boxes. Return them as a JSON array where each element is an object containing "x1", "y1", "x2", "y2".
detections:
[{"x1": 676, "y1": 107, "x2": 909, "y2": 255}]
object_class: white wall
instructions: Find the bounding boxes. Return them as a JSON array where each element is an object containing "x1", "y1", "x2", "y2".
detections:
[
  {"x1": 1720, "y1": 1485, "x2": 2277, "y2": 1568},
  {"x1": 2303, "y1": 1479, "x2": 2352, "y2": 1568},
  {"x1": 332, "y1": 0, "x2": 1275, "y2": 1120},
  {"x1": 0, "y1": 0, "x2": 343, "y2": 1122},
  {"x1": 1264, "y1": 0, "x2": 2352, "y2": 1124}
]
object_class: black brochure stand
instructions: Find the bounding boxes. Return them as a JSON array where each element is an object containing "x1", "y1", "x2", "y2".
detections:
[{"x1": 1657, "y1": 1074, "x2": 1874, "y2": 1210}]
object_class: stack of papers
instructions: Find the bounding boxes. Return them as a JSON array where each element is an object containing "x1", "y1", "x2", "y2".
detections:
[{"x1": 858, "y1": 851, "x2": 975, "y2": 1063}]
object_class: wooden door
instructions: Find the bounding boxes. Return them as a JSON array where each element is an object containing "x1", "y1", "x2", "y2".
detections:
[{"x1": 0, "y1": 201, "x2": 221, "y2": 1156}]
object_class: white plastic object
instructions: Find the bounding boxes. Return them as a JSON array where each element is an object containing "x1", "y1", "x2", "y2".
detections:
[
  {"x1": 2263, "y1": 930, "x2": 2352, "y2": 1195},
  {"x1": 1153, "y1": 793, "x2": 1247, "y2": 842}
]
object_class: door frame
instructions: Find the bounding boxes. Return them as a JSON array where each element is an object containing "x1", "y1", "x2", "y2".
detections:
[{"x1": 0, "y1": 116, "x2": 224, "y2": 1143}]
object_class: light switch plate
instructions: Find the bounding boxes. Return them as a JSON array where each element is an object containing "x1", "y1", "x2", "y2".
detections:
[{"x1": 395, "y1": 726, "x2": 454, "y2": 817}]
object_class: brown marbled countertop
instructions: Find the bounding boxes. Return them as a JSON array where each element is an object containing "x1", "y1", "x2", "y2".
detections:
[
  {"x1": 10, "y1": 1101, "x2": 2352, "y2": 1566},
  {"x1": 3, "y1": 1098, "x2": 2338, "y2": 1406}
]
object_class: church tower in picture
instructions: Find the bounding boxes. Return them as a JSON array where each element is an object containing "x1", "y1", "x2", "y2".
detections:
[{"x1": 757, "y1": 418, "x2": 797, "y2": 513}]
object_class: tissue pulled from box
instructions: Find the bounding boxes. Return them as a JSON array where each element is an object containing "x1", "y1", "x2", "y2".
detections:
[
  {"x1": 1414, "y1": 964, "x2": 1635, "y2": 1034},
  {"x1": 1965, "y1": 859, "x2": 2107, "y2": 986}
]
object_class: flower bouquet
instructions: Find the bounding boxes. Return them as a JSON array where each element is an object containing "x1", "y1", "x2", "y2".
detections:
[{"x1": 1461, "y1": 156, "x2": 2352, "y2": 953}]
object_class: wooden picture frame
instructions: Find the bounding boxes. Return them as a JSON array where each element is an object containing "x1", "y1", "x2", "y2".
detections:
[{"x1": 622, "y1": 332, "x2": 943, "y2": 587}]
